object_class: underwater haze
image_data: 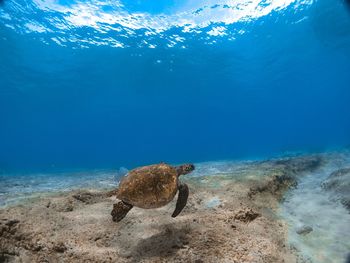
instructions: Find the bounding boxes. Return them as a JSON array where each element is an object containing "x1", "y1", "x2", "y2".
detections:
[{"x1": 1, "y1": 0, "x2": 350, "y2": 172}]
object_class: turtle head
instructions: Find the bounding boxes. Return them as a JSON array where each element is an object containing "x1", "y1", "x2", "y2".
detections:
[{"x1": 176, "y1": 164, "x2": 195, "y2": 176}]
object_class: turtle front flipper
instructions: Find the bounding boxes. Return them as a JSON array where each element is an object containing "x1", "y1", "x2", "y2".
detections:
[
  {"x1": 171, "y1": 183, "x2": 189, "y2": 218},
  {"x1": 111, "y1": 201, "x2": 133, "y2": 222}
]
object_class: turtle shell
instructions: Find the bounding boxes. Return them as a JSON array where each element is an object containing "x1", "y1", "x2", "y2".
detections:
[{"x1": 116, "y1": 163, "x2": 178, "y2": 209}]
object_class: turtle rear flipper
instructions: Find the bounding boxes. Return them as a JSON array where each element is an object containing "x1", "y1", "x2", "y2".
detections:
[
  {"x1": 111, "y1": 201, "x2": 133, "y2": 222},
  {"x1": 172, "y1": 183, "x2": 189, "y2": 218}
]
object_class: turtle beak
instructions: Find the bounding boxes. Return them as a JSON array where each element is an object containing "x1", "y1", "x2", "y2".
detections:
[{"x1": 184, "y1": 164, "x2": 195, "y2": 174}]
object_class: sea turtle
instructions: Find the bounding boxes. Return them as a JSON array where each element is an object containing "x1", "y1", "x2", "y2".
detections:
[{"x1": 111, "y1": 163, "x2": 195, "y2": 222}]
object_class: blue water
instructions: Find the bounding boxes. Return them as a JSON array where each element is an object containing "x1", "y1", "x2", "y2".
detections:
[{"x1": 1, "y1": 0, "x2": 350, "y2": 173}]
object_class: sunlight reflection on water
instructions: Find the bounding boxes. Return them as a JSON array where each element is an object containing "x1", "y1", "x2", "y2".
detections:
[{"x1": 0, "y1": 0, "x2": 314, "y2": 47}]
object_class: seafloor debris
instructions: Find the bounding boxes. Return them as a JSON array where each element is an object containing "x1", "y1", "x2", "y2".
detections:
[
  {"x1": 295, "y1": 225, "x2": 313, "y2": 235},
  {"x1": 72, "y1": 191, "x2": 105, "y2": 204},
  {"x1": 52, "y1": 242, "x2": 67, "y2": 253},
  {"x1": 234, "y1": 208, "x2": 260, "y2": 223}
]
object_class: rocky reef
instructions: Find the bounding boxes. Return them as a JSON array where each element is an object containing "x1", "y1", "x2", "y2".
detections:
[
  {"x1": 321, "y1": 167, "x2": 350, "y2": 211},
  {"x1": 0, "y1": 155, "x2": 324, "y2": 262}
]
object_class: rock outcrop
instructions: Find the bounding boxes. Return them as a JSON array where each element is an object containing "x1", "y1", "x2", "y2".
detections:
[
  {"x1": 248, "y1": 155, "x2": 323, "y2": 201},
  {"x1": 322, "y1": 168, "x2": 350, "y2": 211}
]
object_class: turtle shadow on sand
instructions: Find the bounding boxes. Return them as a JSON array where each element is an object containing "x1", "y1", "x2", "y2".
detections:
[{"x1": 128, "y1": 223, "x2": 191, "y2": 261}]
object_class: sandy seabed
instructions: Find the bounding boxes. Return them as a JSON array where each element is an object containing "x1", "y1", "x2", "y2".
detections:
[{"x1": 0, "y1": 155, "x2": 325, "y2": 263}]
